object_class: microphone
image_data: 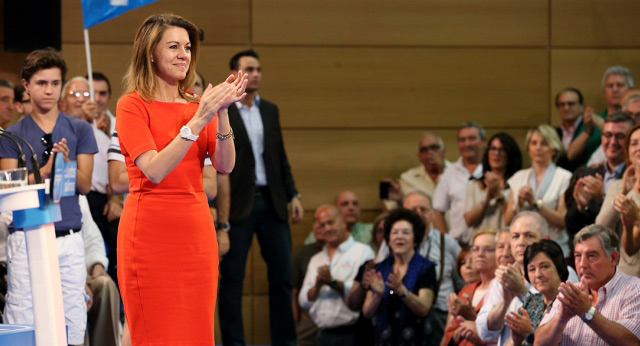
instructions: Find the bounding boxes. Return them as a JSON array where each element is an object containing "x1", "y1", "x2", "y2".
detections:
[
  {"x1": 0, "y1": 131, "x2": 27, "y2": 169},
  {"x1": 0, "y1": 130, "x2": 43, "y2": 184}
]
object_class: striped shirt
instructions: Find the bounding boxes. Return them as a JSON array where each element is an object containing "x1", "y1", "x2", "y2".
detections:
[{"x1": 539, "y1": 269, "x2": 640, "y2": 345}]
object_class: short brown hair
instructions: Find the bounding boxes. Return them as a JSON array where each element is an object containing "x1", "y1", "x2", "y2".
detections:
[
  {"x1": 123, "y1": 13, "x2": 200, "y2": 102},
  {"x1": 22, "y1": 47, "x2": 67, "y2": 84}
]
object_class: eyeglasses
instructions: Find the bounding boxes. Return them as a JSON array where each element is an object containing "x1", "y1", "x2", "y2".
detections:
[
  {"x1": 602, "y1": 132, "x2": 626, "y2": 141},
  {"x1": 41, "y1": 133, "x2": 53, "y2": 162},
  {"x1": 556, "y1": 101, "x2": 578, "y2": 108},
  {"x1": 419, "y1": 144, "x2": 441, "y2": 153},
  {"x1": 488, "y1": 146, "x2": 506, "y2": 154},
  {"x1": 20, "y1": 99, "x2": 30, "y2": 104},
  {"x1": 68, "y1": 91, "x2": 90, "y2": 98},
  {"x1": 470, "y1": 246, "x2": 496, "y2": 254}
]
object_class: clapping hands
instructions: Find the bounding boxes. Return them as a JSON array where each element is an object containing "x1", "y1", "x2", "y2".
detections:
[{"x1": 195, "y1": 71, "x2": 249, "y2": 124}]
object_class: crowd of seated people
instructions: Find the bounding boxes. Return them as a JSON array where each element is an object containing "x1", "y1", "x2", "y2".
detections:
[{"x1": 1, "y1": 45, "x2": 640, "y2": 346}]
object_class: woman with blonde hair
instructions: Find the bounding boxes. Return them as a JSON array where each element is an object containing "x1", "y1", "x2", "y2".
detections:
[
  {"x1": 116, "y1": 13, "x2": 247, "y2": 344},
  {"x1": 504, "y1": 124, "x2": 572, "y2": 256}
]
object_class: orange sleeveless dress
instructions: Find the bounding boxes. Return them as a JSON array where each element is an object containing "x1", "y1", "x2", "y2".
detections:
[{"x1": 116, "y1": 92, "x2": 219, "y2": 345}]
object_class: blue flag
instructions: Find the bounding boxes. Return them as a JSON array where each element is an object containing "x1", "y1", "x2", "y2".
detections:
[{"x1": 81, "y1": 0, "x2": 157, "y2": 29}]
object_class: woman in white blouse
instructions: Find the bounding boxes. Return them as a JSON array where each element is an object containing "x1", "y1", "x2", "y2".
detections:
[
  {"x1": 504, "y1": 124, "x2": 572, "y2": 256},
  {"x1": 464, "y1": 132, "x2": 522, "y2": 233}
]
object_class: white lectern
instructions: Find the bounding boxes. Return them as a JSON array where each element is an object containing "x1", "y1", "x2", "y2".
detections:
[{"x1": 0, "y1": 184, "x2": 66, "y2": 346}]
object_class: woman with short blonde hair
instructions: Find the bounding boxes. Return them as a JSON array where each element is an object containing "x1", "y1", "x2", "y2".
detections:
[{"x1": 504, "y1": 124, "x2": 572, "y2": 256}]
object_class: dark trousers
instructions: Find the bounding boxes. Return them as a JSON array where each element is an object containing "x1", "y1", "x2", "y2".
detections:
[
  {"x1": 219, "y1": 192, "x2": 296, "y2": 346},
  {"x1": 86, "y1": 191, "x2": 120, "y2": 287},
  {"x1": 317, "y1": 325, "x2": 356, "y2": 346}
]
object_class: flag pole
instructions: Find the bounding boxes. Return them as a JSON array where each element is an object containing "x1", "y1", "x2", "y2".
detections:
[{"x1": 83, "y1": 28, "x2": 95, "y2": 100}]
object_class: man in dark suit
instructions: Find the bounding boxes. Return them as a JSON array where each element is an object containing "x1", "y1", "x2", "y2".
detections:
[
  {"x1": 217, "y1": 49, "x2": 303, "y2": 346},
  {"x1": 565, "y1": 112, "x2": 634, "y2": 239}
]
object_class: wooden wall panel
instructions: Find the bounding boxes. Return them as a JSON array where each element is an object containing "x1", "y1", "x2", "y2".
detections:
[
  {"x1": 552, "y1": 0, "x2": 640, "y2": 47},
  {"x1": 61, "y1": 0, "x2": 250, "y2": 45},
  {"x1": 257, "y1": 47, "x2": 549, "y2": 129},
  {"x1": 550, "y1": 49, "x2": 640, "y2": 126},
  {"x1": 252, "y1": 0, "x2": 548, "y2": 47}
]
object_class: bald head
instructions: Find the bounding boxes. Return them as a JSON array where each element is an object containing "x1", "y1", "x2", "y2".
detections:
[
  {"x1": 403, "y1": 192, "x2": 434, "y2": 231},
  {"x1": 335, "y1": 190, "x2": 361, "y2": 229},
  {"x1": 315, "y1": 204, "x2": 348, "y2": 247}
]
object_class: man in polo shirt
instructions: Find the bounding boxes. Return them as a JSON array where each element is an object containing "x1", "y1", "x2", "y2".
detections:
[
  {"x1": 299, "y1": 205, "x2": 374, "y2": 346},
  {"x1": 534, "y1": 224, "x2": 640, "y2": 345},
  {"x1": 304, "y1": 190, "x2": 373, "y2": 245},
  {"x1": 0, "y1": 48, "x2": 97, "y2": 346},
  {"x1": 433, "y1": 122, "x2": 486, "y2": 245}
]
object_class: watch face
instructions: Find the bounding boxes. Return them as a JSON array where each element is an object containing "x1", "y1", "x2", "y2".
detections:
[{"x1": 181, "y1": 127, "x2": 189, "y2": 136}]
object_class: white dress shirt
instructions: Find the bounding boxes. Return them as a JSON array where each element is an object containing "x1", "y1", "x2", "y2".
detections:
[
  {"x1": 235, "y1": 96, "x2": 267, "y2": 186},
  {"x1": 433, "y1": 157, "x2": 483, "y2": 243},
  {"x1": 299, "y1": 235, "x2": 374, "y2": 328}
]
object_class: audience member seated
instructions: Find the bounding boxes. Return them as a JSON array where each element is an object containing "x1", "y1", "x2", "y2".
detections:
[
  {"x1": 582, "y1": 66, "x2": 634, "y2": 166},
  {"x1": 505, "y1": 239, "x2": 568, "y2": 346},
  {"x1": 465, "y1": 133, "x2": 522, "y2": 233},
  {"x1": 553, "y1": 87, "x2": 600, "y2": 171},
  {"x1": 298, "y1": 205, "x2": 374, "y2": 346},
  {"x1": 363, "y1": 208, "x2": 437, "y2": 346},
  {"x1": 597, "y1": 122, "x2": 640, "y2": 277},
  {"x1": 457, "y1": 246, "x2": 480, "y2": 285},
  {"x1": 505, "y1": 125, "x2": 572, "y2": 257},
  {"x1": 565, "y1": 112, "x2": 634, "y2": 239},
  {"x1": 13, "y1": 82, "x2": 31, "y2": 119},
  {"x1": 292, "y1": 213, "x2": 325, "y2": 346},
  {"x1": 0, "y1": 80, "x2": 14, "y2": 129},
  {"x1": 476, "y1": 212, "x2": 578, "y2": 346},
  {"x1": 305, "y1": 190, "x2": 373, "y2": 245},
  {"x1": 384, "y1": 132, "x2": 449, "y2": 209},
  {"x1": 377, "y1": 191, "x2": 463, "y2": 345},
  {"x1": 370, "y1": 213, "x2": 388, "y2": 255},
  {"x1": 534, "y1": 225, "x2": 640, "y2": 345},
  {"x1": 434, "y1": 122, "x2": 486, "y2": 245},
  {"x1": 442, "y1": 229, "x2": 497, "y2": 346}
]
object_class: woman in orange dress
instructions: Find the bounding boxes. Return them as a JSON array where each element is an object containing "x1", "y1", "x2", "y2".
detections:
[{"x1": 116, "y1": 14, "x2": 247, "y2": 345}]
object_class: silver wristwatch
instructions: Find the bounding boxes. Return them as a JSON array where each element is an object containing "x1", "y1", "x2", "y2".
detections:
[
  {"x1": 582, "y1": 306, "x2": 595, "y2": 323},
  {"x1": 180, "y1": 126, "x2": 198, "y2": 141}
]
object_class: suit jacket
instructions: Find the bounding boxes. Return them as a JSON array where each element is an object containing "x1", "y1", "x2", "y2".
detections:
[
  {"x1": 227, "y1": 99, "x2": 298, "y2": 223},
  {"x1": 564, "y1": 163, "x2": 624, "y2": 239}
]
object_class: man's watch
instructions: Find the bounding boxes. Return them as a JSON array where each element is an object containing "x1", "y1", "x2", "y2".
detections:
[
  {"x1": 217, "y1": 222, "x2": 231, "y2": 233},
  {"x1": 582, "y1": 306, "x2": 596, "y2": 323},
  {"x1": 328, "y1": 279, "x2": 338, "y2": 289},
  {"x1": 533, "y1": 199, "x2": 543, "y2": 210},
  {"x1": 180, "y1": 125, "x2": 199, "y2": 141}
]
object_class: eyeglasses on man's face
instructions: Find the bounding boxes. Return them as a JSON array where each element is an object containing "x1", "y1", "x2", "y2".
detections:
[
  {"x1": 68, "y1": 91, "x2": 90, "y2": 98},
  {"x1": 419, "y1": 144, "x2": 441, "y2": 154}
]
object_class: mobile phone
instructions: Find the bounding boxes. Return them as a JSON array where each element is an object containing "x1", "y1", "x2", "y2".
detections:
[{"x1": 379, "y1": 181, "x2": 390, "y2": 200}]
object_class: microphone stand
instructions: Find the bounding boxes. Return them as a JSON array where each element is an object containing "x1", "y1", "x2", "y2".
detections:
[{"x1": 0, "y1": 130, "x2": 43, "y2": 184}]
